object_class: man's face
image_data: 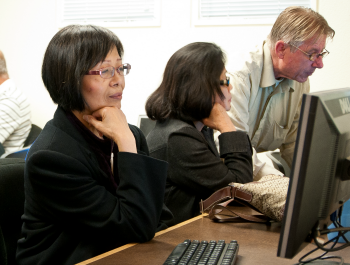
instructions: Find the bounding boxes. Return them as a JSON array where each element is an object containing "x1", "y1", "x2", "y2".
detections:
[{"x1": 279, "y1": 35, "x2": 327, "y2": 83}]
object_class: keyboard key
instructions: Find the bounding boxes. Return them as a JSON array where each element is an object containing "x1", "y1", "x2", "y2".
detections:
[{"x1": 163, "y1": 239, "x2": 191, "y2": 265}]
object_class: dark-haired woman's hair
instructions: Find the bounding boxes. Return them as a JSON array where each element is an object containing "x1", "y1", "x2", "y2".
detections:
[
  {"x1": 145, "y1": 42, "x2": 226, "y2": 122},
  {"x1": 42, "y1": 24, "x2": 124, "y2": 111}
]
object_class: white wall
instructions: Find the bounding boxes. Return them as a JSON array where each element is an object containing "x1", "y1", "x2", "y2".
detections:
[
  {"x1": 0, "y1": 0, "x2": 349, "y2": 128},
  {"x1": 0, "y1": 0, "x2": 58, "y2": 128},
  {"x1": 310, "y1": 0, "x2": 350, "y2": 92}
]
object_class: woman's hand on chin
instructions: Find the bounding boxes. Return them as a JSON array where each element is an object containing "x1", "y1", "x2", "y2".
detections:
[
  {"x1": 83, "y1": 107, "x2": 137, "y2": 153},
  {"x1": 202, "y1": 103, "x2": 236, "y2": 133}
]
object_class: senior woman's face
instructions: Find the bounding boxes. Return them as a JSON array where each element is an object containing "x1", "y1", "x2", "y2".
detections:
[
  {"x1": 81, "y1": 47, "x2": 125, "y2": 113},
  {"x1": 215, "y1": 68, "x2": 232, "y2": 111}
]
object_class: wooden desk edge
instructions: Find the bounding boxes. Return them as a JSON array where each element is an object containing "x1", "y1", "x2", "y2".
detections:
[{"x1": 75, "y1": 213, "x2": 209, "y2": 265}]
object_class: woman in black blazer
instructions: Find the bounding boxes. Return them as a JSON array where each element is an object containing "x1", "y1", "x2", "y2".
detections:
[
  {"x1": 146, "y1": 42, "x2": 253, "y2": 226},
  {"x1": 16, "y1": 25, "x2": 172, "y2": 265}
]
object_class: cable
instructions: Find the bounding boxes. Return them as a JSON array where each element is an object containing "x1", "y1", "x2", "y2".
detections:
[
  {"x1": 296, "y1": 249, "x2": 328, "y2": 264},
  {"x1": 333, "y1": 220, "x2": 350, "y2": 244},
  {"x1": 296, "y1": 234, "x2": 339, "y2": 264},
  {"x1": 314, "y1": 228, "x2": 350, "y2": 252},
  {"x1": 314, "y1": 236, "x2": 350, "y2": 252},
  {"x1": 318, "y1": 255, "x2": 344, "y2": 265},
  {"x1": 321, "y1": 227, "x2": 350, "y2": 234},
  {"x1": 297, "y1": 226, "x2": 349, "y2": 264},
  {"x1": 295, "y1": 208, "x2": 349, "y2": 264}
]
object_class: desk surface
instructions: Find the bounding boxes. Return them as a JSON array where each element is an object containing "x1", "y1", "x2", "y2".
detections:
[{"x1": 78, "y1": 207, "x2": 350, "y2": 265}]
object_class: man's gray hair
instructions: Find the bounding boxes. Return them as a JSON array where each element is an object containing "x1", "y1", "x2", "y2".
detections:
[
  {"x1": 267, "y1": 6, "x2": 335, "y2": 51},
  {"x1": 0, "y1": 50, "x2": 8, "y2": 76}
]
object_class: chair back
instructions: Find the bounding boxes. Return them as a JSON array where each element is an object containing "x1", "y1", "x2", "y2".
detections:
[
  {"x1": 0, "y1": 158, "x2": 25, "y2": 265},
  {"x1": 23, "y1": 124, "x2": 42, "y2": 147},
  {"x1": 0, "y1": 144, "x2": 4, "y2": 157},
  {"x1": 0, "y1": 148, "x2": 31, "y2": 159}
]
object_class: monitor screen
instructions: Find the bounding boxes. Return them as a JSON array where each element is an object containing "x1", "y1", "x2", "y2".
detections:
[
  {"x1": 277, "y1": 87, "x2": 350, "y2": 259},
  {"x1": 137, "y1": 115, "x2": 156, "y2": 137}
]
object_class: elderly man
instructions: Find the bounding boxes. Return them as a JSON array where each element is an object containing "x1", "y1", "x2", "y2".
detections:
[
  {"x1": 226, "y1": 6, "x2": 334, "y2": 176},
  {"x1": 0, "y1": 50, "x2": 31, "y2": 155}
]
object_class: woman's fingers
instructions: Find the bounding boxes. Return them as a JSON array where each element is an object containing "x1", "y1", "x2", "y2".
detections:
[
  {"x1": 203, "y1": 103, "x2": 236, "y2": 133},
  {"x1": 83, "y1": 114, "x2": 98, "y2": 126},
  {"x1": 85, "y1": 107, "x2": 137, "y2": 153},
  {"x1": 83, "y1": 114, "x2": 104, "y2": 138}
]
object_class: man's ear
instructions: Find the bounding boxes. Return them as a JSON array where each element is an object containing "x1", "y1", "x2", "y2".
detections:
[{"x1": 275, "y1": 41, "x2": 286, "y2": 59}]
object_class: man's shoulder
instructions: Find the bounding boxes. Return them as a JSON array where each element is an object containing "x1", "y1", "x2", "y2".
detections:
[
  {"x1": 0, "y1": 79, "x2": 20, "y2": 95},
  {"x1": 0, "y1": 79, "x2": 29, "y2": 106},
  {"x1": 228, "y1": 41, "x2": 265, "y2": 80},
  {"x1": 0, "y1": 79, "x2": 16, "y2": 98}
]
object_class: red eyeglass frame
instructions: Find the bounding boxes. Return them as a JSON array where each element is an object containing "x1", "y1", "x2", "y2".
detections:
[{"x1": 86, "y1": 63, "x2": 131, "y2": 77}]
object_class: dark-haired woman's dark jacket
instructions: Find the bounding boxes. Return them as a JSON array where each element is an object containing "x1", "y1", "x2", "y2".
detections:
[
  {"x1": 147, "y1": 118, "x2": 253, "y2": 226},
  {"x1": 16, "y1": 107, "x2": 171, "y2": 265}
]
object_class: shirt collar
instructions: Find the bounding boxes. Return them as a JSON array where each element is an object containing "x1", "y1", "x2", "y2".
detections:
[{"x1": 260, "y1": 41, "x2": 295, "y2": 92}]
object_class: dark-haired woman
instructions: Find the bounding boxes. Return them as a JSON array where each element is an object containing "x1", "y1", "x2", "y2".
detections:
[
  {"x1": 16, "y1": 25, "x2": 172, "y2": 265},
  {"x1": 146, "y1": 42, "x2": 253, "y2": 226}
]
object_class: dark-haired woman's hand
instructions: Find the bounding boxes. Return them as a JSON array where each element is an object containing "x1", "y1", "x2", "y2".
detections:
[
  {"x1": 83, "y1": 107, "x2": 137, "y2": 153},
  {"x1": 202, "y1": 103, "x2": 236, "y2": 133}
]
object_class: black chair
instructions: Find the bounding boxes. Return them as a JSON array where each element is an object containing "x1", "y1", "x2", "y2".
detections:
[
  {"x1": 0, "y1": 158, "x2": 25, "y2": 265},
  {"x1": 23, "y1": 124, "x2": 42, "y2": 147},
  {"x1": 0, "y1": 143, "x2": 5, "y2": 157},
  {"x1": 1, "y1": 148, "x2": 30, "y2": 159},
  {"x1": 0, "y1": 124, "x2": 42, "y2": 159}
]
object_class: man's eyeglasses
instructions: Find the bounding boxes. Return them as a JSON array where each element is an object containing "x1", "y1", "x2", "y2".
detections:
[
  {"x1": 220, "y1": 76, "x2": 230, "y2": 86},
  {"x1": 288, "y1": 43, "x2": 329, "y2": 62},
  {"x1": 86, "y1": 63, "x2": 131, "y2": 79}
]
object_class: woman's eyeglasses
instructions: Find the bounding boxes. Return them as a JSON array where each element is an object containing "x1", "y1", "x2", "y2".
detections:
[
  {"x1": 86, "y1": 63, "x2": 131, "y2": 79},
  {"x1": 220, "y1": 76, "x2": 230, "y2": 86}
]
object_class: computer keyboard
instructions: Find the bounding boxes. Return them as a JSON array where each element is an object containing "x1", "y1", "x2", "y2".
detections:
[{"x1": 163, "y1": 239, "x2": 239, "y2": 265}]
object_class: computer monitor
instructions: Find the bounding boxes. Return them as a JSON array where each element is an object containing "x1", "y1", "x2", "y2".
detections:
[
  {"x1": 277, "y1": 87, "x2": 350, "y2": 259},
  {"x1": 137, "y1": 115, "x2": 156, "y2": 137}
]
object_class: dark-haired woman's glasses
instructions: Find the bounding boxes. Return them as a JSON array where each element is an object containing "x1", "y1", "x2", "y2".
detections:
[
  {"x1": 220, "y1": 76, "x2": 230, "y2": 86},
  {"x1": 86, "y1": 63, "x2": 131, "y2": 79}
]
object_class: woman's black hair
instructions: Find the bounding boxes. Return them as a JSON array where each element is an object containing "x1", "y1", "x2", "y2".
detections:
[
  {"x1": 145, "y1": 42, "x2": 226, "y2": 122},
  {"x1": 42, "y1": 24, "x2": 124, "y2": 111}
]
